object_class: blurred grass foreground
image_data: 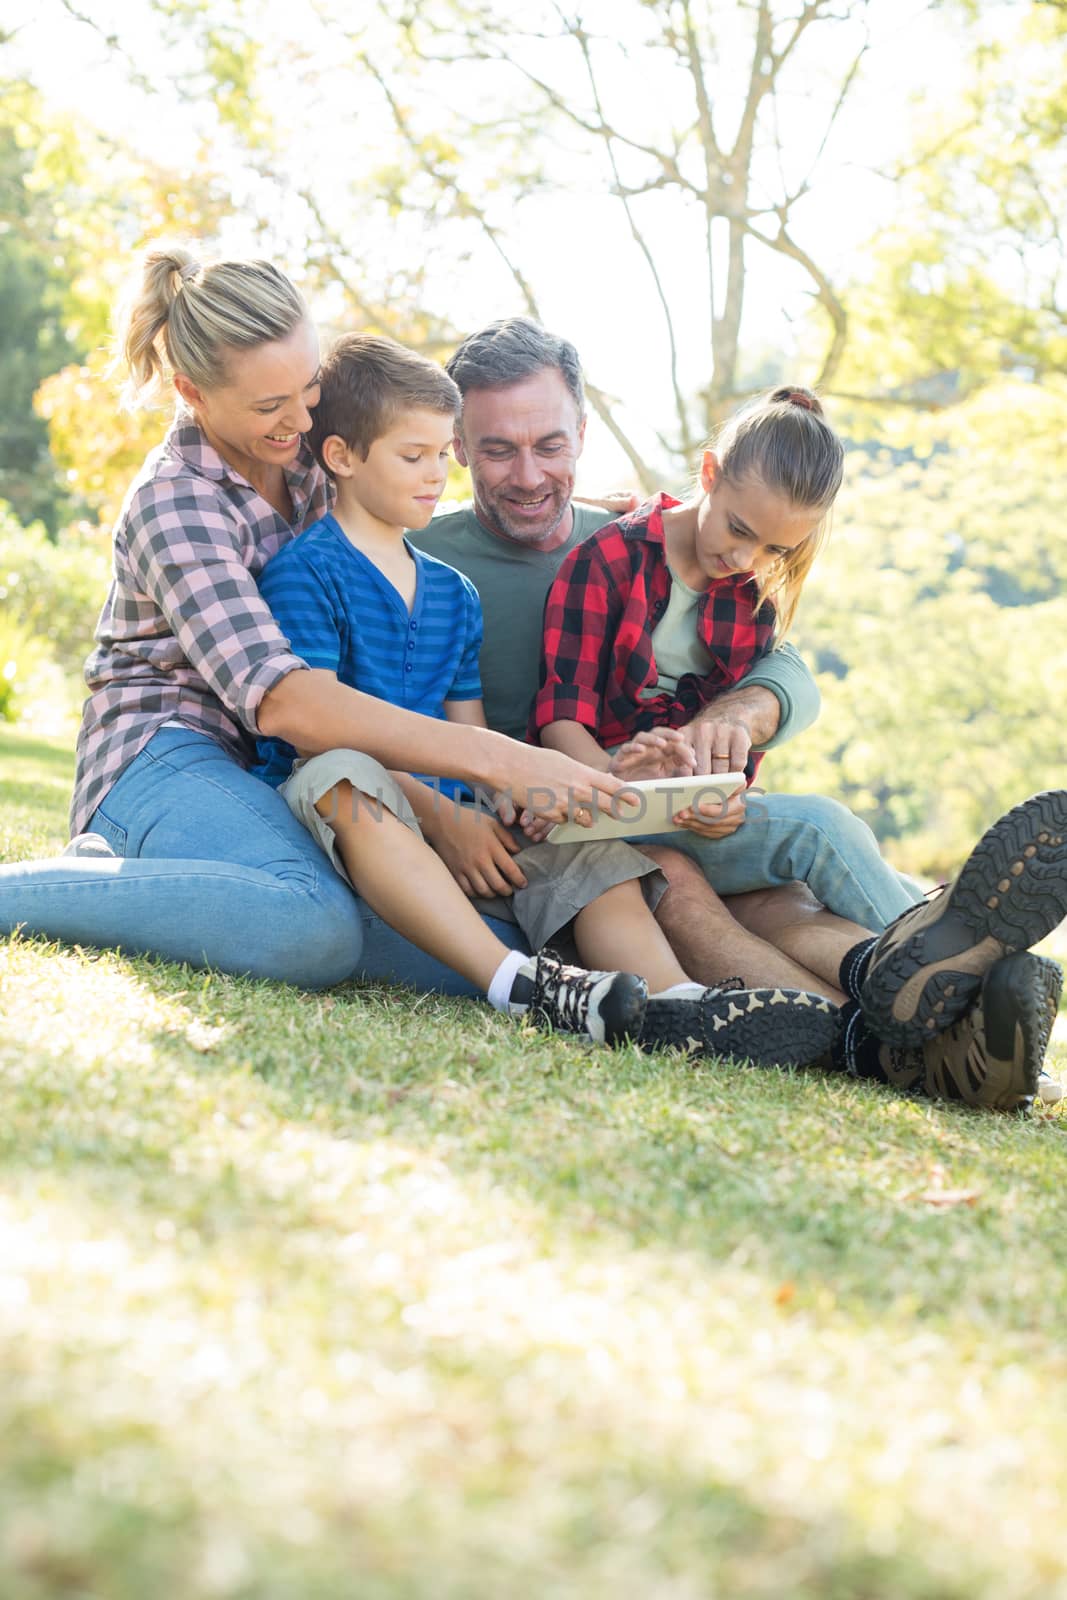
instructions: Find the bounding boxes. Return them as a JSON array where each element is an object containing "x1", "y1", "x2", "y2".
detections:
[{"x1": 1, "y1": 726, "x2": 1066, "y2": 1599}]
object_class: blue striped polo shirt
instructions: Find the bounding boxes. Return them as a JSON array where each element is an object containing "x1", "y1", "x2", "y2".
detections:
[{"x1": 253, "y1": 513, "x2": 483, "y2": 797}]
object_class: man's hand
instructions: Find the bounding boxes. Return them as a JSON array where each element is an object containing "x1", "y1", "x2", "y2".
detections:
[
  {"x1": 609, "y1": 728, "x2": 697, "y2": 782},
  {"x1": 574, "y1": 489, "x2": 640, "y2": 516},
  {"x1": 680, "y1": 681, "x2": 783, "y2": 776},
  {"x1": 672, "y1": 786, "x2": 747, "y2": 839},
  {"x1": 428, "y1": 804, "x2": 527, "y2": 899},
  {"x1": 680, "y1": 713, "x2": 753, "y2": 778}
]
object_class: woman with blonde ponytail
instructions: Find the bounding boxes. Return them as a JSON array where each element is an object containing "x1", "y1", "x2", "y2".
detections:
[{"x1": 0, "y1": 245, "x2": 627, "y2": 993}]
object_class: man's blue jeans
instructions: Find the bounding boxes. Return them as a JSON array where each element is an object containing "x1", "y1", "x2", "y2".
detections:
[
  {"x1": 634, "y1": 791, "x2": 922, "y2": 932},
  {"x1": 0, "y1": 727, "x2": 526, "y2": 996},
  {"x1": 0, "y1": 728, "x2": 918, "y2": 996}
]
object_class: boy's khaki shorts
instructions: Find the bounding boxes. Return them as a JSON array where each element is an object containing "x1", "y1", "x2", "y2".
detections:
[{"x1": 280, "y1": 748, "x2": 666, "y2": 954}]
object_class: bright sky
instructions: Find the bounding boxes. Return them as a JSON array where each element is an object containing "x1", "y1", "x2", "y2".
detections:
[{"x1": 9, "y1": 0, "x2": 977, "y2": 486}]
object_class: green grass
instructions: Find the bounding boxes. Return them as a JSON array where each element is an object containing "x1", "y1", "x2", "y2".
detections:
[{"x1": 1, "y1": 721, "x2": 1066, "y2": 1599}]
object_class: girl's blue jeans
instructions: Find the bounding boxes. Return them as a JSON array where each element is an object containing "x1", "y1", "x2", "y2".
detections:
[{"x1": 0, "y1": 727, "x2": 920, "y2": 995}]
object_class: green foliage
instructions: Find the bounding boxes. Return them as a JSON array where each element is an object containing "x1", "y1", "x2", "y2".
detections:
[
  {"x1": 836, "y1": 2, "x2": 1067, "y2": 404},
  {"x1": 0, "y1": 86, "x2": 85, "y2": 533},
  {"x1": 0, "y1": 73, "x2": 233, "y2": 531},
  {"x1": 0, "y1": 614, "x2": 47, "y2": 722},
  {"x1": 35, "y1": 355, "x2": 164, "y2": 531},
  {"x1": 0, "y1": 505, "x2": 108, "y2": 676},
  {"x1": 766, "y1": 382, "x2": 1067, "y2": 873}
]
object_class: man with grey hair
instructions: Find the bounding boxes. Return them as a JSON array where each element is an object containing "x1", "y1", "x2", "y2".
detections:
[
  {"x1": 409, "y1": 316, "x2": 919, "y2": 999},
  {"x1": 402, "y1": 316, "x2": 1067, "y2": 1110}
]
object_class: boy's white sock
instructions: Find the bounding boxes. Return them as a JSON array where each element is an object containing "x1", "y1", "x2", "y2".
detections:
[
  {"x1": 651, "y1": 981, "x2": 706, "y2": 1000},
  {"x1": 488, "y1": 949, "x2": 528, "y2": 1012}
]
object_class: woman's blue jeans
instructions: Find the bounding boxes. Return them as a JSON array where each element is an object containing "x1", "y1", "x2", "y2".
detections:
[{"x1": 0, "y1": 726, "x2": 527, "y2": 995}]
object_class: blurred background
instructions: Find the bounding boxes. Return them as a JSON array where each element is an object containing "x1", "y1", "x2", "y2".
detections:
[{"x1": 1, "y1": 0, "x2": 1063, "y2": 872}]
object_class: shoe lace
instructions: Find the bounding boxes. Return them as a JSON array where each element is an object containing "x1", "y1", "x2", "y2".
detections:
[
  {"x1": 880, "y1": 882, "x2": 948, "y2": 936},
  {"x1": 531, "y1": 950, "x2": 594, "y2": 1028}
]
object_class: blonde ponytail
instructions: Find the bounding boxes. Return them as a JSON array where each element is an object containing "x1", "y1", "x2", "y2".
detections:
[{"x1": 115, "y1": 244, "x2": 307, "y2": 410}]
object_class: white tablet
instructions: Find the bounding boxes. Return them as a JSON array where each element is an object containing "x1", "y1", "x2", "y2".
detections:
[{"x1": 546, "y1": 773, "x2": 746, "y2": 844}]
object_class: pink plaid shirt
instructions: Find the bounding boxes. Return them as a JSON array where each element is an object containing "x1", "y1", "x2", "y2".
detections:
[{"x1": 70, "y1": 414, "x2": 331, "y2": 837}]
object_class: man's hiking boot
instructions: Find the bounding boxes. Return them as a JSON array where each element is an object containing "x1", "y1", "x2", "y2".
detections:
[
  {"x1": 639, "y1": 983, "x2": 839, "y2": 1067},
  {"x1": 859, "y1": 790, "x2": 1067, "y2": 1048},
  {"x1": 507, "y1": 950, "x2": 647, "y2": 1045},
  {"x1": 869, "y1": 953, "x2": 1062, "y2": 1111}
]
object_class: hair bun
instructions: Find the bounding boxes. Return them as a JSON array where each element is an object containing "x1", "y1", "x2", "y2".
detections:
[{"x1": 771, "y1": 385, "x2": 821, "y2": 415}]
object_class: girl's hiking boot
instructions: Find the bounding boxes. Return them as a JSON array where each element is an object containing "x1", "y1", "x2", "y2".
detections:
[
  {"x1": 868, "y1": 953, "x2": 1062, "y2": 1112},
  {"x1": 859, "y1": 790, "x2": 1067, "y2": 1048},
  {"x1": 506, "y1": 950, "x2": 647, "y2": 1045},
  {"x1": 639, "y1": 982, "x2": 839, "y2": 1067}
]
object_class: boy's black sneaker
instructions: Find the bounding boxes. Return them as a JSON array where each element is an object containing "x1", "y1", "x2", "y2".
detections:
[
  {"x1": 873, "y1": 953, "x2": 1062, "y2": 1112},
  {"x1": 507, "y1": 950, "x2": 647, "y2": 1045},
  {"x1": 639, "y1": 984, "x2": 839, "y2": 1067},
  {"x1": 859, "y1": 790, "x2": 1067, "y2": 1047}
]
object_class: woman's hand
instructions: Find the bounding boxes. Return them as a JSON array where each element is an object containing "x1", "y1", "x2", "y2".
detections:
[
  {"x1": 427, "y1": 804, "x2": 527, "y2": 899},
  {"x1": 672, "y1": 786, "x2": 747, "y2": 839},
  {"x1": 609, "y1": 729, "x2": 697, "y2": 782},
  {"x1": 493, "y1": 743, "x2": 627, "y2": 825}
]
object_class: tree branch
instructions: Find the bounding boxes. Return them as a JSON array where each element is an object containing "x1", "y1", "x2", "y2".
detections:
[
  {"x1": 584, "y1": 382, "x2": 659, "y2": 491},
  {"x1": 564, "y1": 5, "x2": 694, "y2": 454},
  {"x1": 745, "y1": 218, "x2": 848, "y2": 390},
  {"x1": 363, "y1": 49, "x2": 660, "y2": 488}
]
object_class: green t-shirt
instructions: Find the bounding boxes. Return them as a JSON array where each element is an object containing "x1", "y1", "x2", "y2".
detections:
[
  {"x1": 409, "y1": 503, "x2": 820, "y2": 747},
  {"x1": 638, "y1": 564, "x2": 713, "y2": 698}
]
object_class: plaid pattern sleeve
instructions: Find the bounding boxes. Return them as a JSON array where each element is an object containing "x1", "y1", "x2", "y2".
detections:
[
  {"x1": 70, "y1": 417, "x2": 329, "y2": 837},
  {"x1": 529, "y1": 494, "x2": 777, "y2": 757},
  {"x1": 122, "y1": 478, "x2": 308, "y2": 720},
  {"x1": 531, "y1": 534, "x2": 623, "y2": 735}
]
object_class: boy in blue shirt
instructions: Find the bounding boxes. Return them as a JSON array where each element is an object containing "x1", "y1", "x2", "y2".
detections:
[{"x1": 254, "y1": 334, "x2": 838, "y2": 1062}]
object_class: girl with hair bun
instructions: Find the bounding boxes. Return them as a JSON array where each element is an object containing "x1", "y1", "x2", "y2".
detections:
[
  {"x1": 0, "y1": 244, "x2": 632, "y2": 1007},
  {"x1": 532, "y1": 385, "x2": 845, "y2": 831}
]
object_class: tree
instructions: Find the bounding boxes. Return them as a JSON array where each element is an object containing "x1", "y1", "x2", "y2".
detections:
[
  {"x1": 831, "y1": 0, "x2": 1067, "y2": 409},
  {"x1": 0, "y1": 58, "x2": 241, "y2": 529},
  {"x1": 298, "y1": 0, "x2": 875, "y2": 484},
  {"x1": 19, "y1": 0, "x2": 891, "y2": 487},
  {"x1": 765, "y1": 379, "x2": 1067, "y2": 871},
  {"x1": 0, "y1": 82, "x2": 86, "y2": 532}
]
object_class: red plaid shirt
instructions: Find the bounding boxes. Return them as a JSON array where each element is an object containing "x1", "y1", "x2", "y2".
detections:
[{"x1": 531, "y1": 493, "x2": 776, "y2": 773}]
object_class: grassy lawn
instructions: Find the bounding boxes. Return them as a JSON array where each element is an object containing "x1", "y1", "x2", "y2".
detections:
[{"x1": 1, "y1": 722, "x2": 1066, "y2": 1599}]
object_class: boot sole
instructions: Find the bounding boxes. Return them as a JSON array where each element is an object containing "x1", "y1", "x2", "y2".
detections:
[
  {"x1": 640, "y1": 988, "x2": 839, "y2": 1068},
  {"x1": 861, "y1": 791, "x2": 1067, "y2": 1047},
  {"x1": 967, "y1": 953, "x2": 1063, "y2": 1111}
]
